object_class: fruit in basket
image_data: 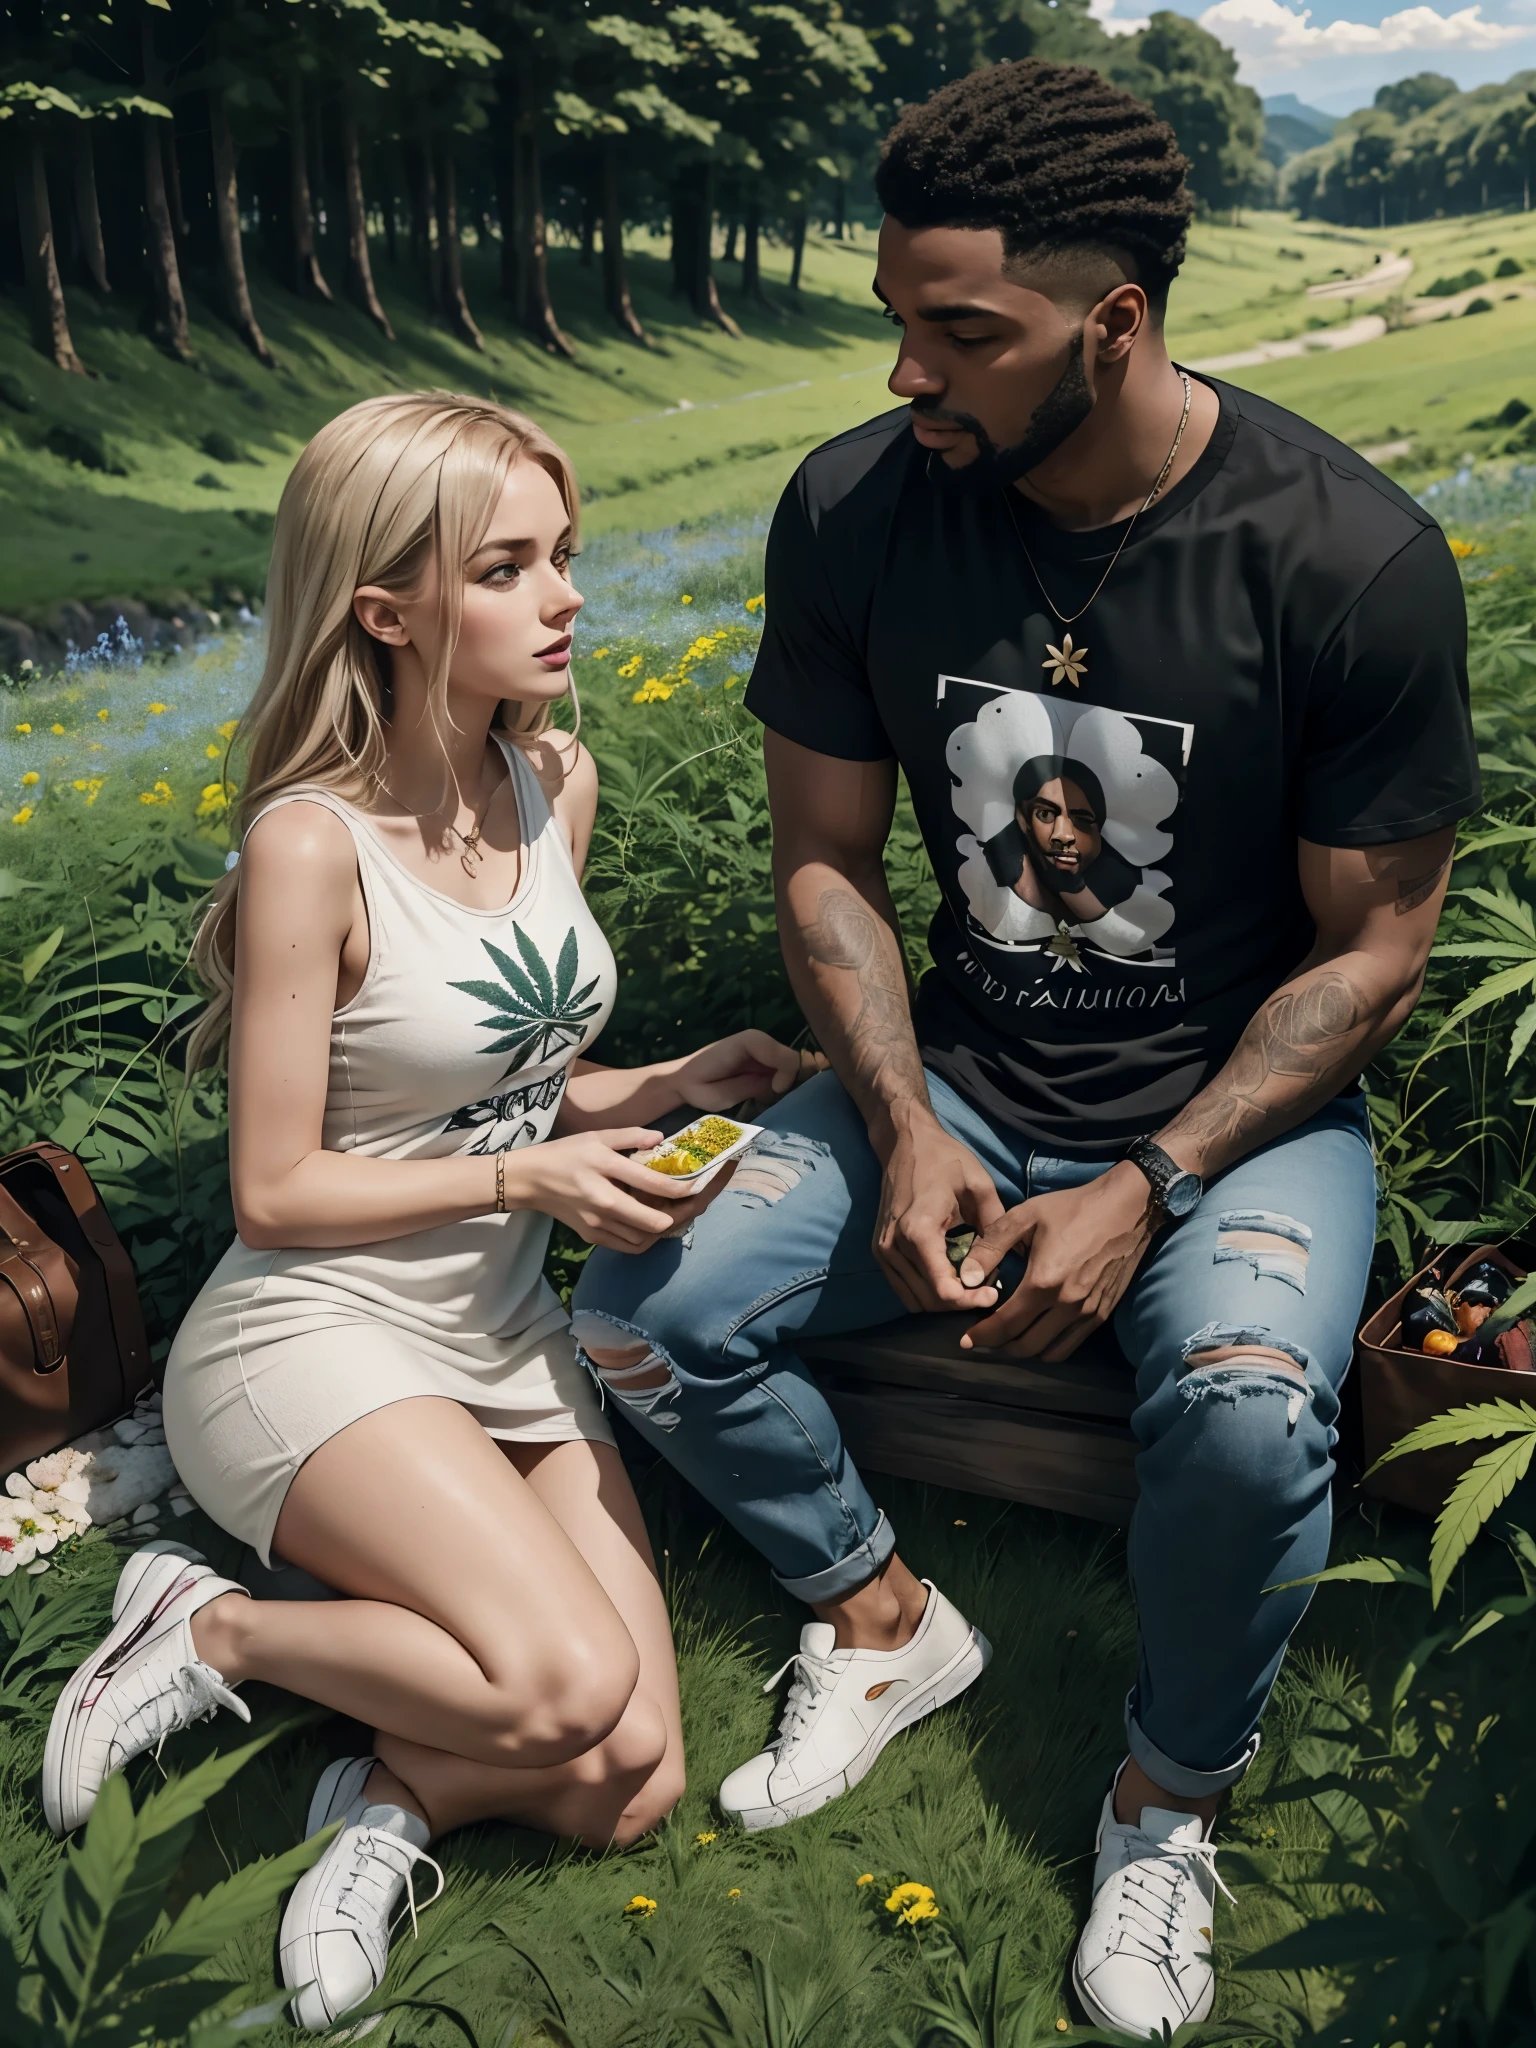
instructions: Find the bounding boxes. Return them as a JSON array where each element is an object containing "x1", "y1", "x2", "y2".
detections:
[
  {"x1": 1421, "y1": 1329, "x2": 1459, "y2": 1356},
  {"x1": 1401, "y1": 1284, "x2": 1461, "y2": 1351}
]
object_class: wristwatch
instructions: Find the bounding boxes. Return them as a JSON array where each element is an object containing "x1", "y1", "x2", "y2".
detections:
[{"x1": 1124, "y1": 1137, "x2": 1203, "y2": 1221}]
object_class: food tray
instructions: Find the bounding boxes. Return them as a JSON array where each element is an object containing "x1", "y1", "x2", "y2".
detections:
[{"x1": 633, "y1": 1117, "x2": 762, "y2": 1190}]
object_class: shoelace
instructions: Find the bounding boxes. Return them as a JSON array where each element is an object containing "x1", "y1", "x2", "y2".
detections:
[
  {"x1": 1111, "y1": 1830, "x2": 1235, "y2": 1965},
  {"x1": 110, "y1": 1659, "x2": 250, "y2": 1768},
  {"x1": 760, "y1": 1646, "x2": 837, "y2": 1751},
  {"x1": 336, "y1": 1829, "x2": 446, "y2": 1948}
]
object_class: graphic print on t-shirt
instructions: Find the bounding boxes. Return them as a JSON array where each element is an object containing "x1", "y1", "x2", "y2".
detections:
[{"x1": 943, "y1": 677, "x2": 1191, "y2": 968}]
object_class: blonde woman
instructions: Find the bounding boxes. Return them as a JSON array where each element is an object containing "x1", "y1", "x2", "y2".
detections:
[{"x1": 43, "y1": 393, "x2": 800, "y2": 2030}]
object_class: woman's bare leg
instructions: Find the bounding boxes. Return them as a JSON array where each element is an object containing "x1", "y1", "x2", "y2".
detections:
[
  {"x1": 190, "y1": 1399, "x2": 649, "y2": 1776},
  {"x1": 370, "y1": 1438, "x2": 685, "y2": 1845}
]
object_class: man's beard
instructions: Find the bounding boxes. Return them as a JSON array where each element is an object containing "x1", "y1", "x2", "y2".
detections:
[{"x1": 918, "y1": 333, "x2": 1092, "y2": 498}]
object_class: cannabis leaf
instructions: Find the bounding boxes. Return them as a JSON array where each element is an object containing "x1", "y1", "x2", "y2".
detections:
[{"x1": 450, "y1": 925, "x2": 602, "y2": 1072}]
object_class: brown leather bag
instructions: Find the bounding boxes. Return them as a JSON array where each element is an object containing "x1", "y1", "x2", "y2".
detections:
[{"x1": 0, "y1": 1141, "x2": 152, "y2": 1472}]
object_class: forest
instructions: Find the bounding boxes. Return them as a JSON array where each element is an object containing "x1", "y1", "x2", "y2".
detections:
[
  {"x1": 1, "y1": 0, "x2": 1266, "y2": 379},
  {"x1": 1285, "y1": 67, "x2": 1536, "y2": 229}
]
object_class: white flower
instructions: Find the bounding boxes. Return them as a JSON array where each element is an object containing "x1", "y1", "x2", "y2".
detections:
[
  {"x1": 4, "y1": 1471, "x2": 32, "y2": 1501},
  {"x1": 26, "y1": 1447, "x2": 90, "y2": 1492}
]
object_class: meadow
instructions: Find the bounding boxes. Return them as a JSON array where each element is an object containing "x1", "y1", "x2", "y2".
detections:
[{"x1": 3, "y1": 222, "x2": 1536, "y2": 2045}]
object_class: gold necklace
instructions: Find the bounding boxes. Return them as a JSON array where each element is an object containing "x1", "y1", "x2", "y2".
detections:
[
  {"x1": 1004, "y1": 369, "x2": 1193, "y2": 689},
  {"x1": 372, "y1": 768, "x2": 493, "y2": 878}
]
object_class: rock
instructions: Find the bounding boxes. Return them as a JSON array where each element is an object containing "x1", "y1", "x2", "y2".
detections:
[
  {"x1": 131, "y1": 1501, "x2": 159, "y2": 1524},
  {"x1": 84, "y1": 1442, "x2": 176, "y2": 1523},
  {"x1": 88, "y1": 598, "x2": 152, "y2": 650},
  {"x1": 0, "y1": 616, "x2": 43, "y2": 674},
  {"x1": 43, "y1": 600, "x2": 94, "y2": 651}
]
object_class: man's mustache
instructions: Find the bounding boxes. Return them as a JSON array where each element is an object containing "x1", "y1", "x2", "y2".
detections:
[{"x1": 910, "y1": 399, "x2": 985, "y2": 436}]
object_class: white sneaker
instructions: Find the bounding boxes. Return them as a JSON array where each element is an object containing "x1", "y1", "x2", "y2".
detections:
[
  {"x1": 280, "y1": 1802, "x2": 444, "y2": 2032},
  {"x1": 306, "y1": 1755, "x2": 378, "y2": 1838},
  {"x1": 43, "y1": 1548, "x2": 250, "y2": 1837},
  {"x1": 718, "y1": 1580, "x2": 989, "y2": 1831},
  {"x1": 1071, "y1": 1768, "x2": 1234, "y2": 2034}
]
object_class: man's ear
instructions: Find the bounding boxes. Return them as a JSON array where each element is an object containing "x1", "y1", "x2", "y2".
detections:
[
  {"x1": 353, "y1": 587, "x2": 410, "y2": 646},
  {"x1": 1090, "y1": 282, "x2": 1149, "y2": 366}
]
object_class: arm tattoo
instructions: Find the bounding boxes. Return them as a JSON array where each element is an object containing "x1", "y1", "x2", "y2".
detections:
[
  {"x1": 1395, "y1": 851, "x2": 1453, "y2": 916},
  {"x1": 1160, "y1": 967, "x2": 1370, "y2": 1161},
  {"x1": 799, "y1": 886, "x2": 927, "y2": 1103}
]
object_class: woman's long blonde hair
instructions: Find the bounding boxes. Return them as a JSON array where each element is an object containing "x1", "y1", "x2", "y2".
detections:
[{"x1": 186, "y1": 390, "x2": 580, "y2": 1072}]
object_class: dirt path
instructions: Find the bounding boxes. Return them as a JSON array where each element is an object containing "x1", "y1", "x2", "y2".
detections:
[
  {"x1": 1190, "y1": 313, "x2": 1388, "y2": 374},
  {"x1": 1307, "y1": 250, "x2": 1414, "y2": 300}
]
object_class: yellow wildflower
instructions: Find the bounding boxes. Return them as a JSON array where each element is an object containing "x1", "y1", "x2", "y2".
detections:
[
  {"x1": 50, "y1": 723, "x2": 65, "y2": 735},
  {"x1": 856, "y1": 1873, "x2": 874, "y2": 1886},
  {"x1": 14, "y1": 723, "x2": 30, "y2": 735},
  {"x1": 745, "y1": 593, "x2": 765, "y2": 613},
  {"x1": 1447, "y1": 537, "x2": 1480, "y2": 559},
  {"x1": 147, "y1": 701, "x2": 167, "y2": 715},
  {"x1": 20, "y1": 771, "x2": 38, "y2": 787},
  {"x1": 695, "y1": 1831, "x2": 718, "y2": 1846},
  {"x1": 10, "y1": 806, "x2": 33, "y2": 825},
  {"x1": 632, "y1": 677, "x2": 676, "y2": 705},
  {"x1": 73, "y1": 778, "x2": 104, "y2": 806},
  {"x1": 1056, "y1": 2023, "x2": 1069, "y2": 2034},
  {"x1": 885, "y1": 1882, "x2": 940, "y2": 1926},
  {"x1": 623, "y1": 1895, "x2": 657, "y2": 1918},
  {"x1": 89, "y1": 743, "x2": 104, "y2": 753},
  {"x1": 727, "y1": 1887, "x2": 742, "y2": 1899},
  {"x1": 196, "y1": 782, "x2": 232, "y2": 821},
  {"x1": 680, "y1": 593, "x2": 693, "y2": 604},
  {"x1": 617, "y1": 656, "x2": 642, "y2": 680},
  {"x1": 206, "y1": 743, "x2": 222, "y2": 759},
  {"x1": 97, "y1": 708, "x2": 110, "y2": 723},
  {"x1": 591, "y1": 647, "x2": 611, "y2": 658},
  {"x1": 138, "y1": 780, "x2": 173, "y2": 807},
  {"x1": 217, "y1": 719, "x2": 239, "y2": 739}
]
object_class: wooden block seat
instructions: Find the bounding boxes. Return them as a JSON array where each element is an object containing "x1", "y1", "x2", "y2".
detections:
[{"x1": 798, "y1": 1314, "x2": 1140, "y2": 1525}]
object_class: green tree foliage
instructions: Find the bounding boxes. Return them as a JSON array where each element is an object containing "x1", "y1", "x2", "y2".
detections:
[
  {"x1": 1106, "y1": 9, "x2": 1269, "y2": 214},
  {"x1": 1288, "y1": 68, "x2": 1536, "y2": 226},
  {"x1": 2, "y1": 0, "x2": 1269, "y2": 375}
]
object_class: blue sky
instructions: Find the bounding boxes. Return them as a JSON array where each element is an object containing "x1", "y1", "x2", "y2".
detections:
[{"x1": 1089, "y1": 0, "x2": 1536, "y2": 112}]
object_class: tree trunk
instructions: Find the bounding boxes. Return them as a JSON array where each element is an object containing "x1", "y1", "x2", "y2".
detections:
[
  {"x1": 788, "y1": 202, "x2": 807, "y2": 297},
  {"x1": 433, "y1": 148, "x2": 483, "y2": 350},
  {"x1": 70, "y1": 125, "x2": 109, "y2": 294},
  {"x1": 340, "y1": 108, "x2": 393, "y2": 339},
  {"x1": 740, "y1": 189, "x2": 778, "y2": 314},
  {"x1": 287, "y1": 76, "x2": 332, "y2": 299},
  {"x1": 162, "y1": 120, "x2": 190, "y2": 247},
  {"x1": 495, "y1": 139, "x2": 519, "y2": 307},
  {"x1": 833, "y1": 175, "x2": 846, "y2": 241},
  {"x1": 599, "y1": 139, "x2": 645, "y2": 342},
  {"x1": 381, "y1": 160, "x2": 398, "y2": 265},
  {"x1": 411, "y1": 143, "x2": 442, "y2": 310},
  {"x1": 514, "y1": 84, "x2": 575, "y2": 358},
  {"x1": 13, "y1": 134, "x2": 85, "y2": 373},
  {"x1": 675, "y1": 161, "x2": 740, "y2": 335},
  {"x1": 140, "y1": 14, "x2": 193, "y2": 360},
  {"x1": 723, "y1": 213, "x2": 738, "y2": 264},
  {"x1": 208, "y1": 89, "x2": 273, "y2": 365},
  {"x1": 579, "y1": 180, "x2": 595, "y2": 267}
]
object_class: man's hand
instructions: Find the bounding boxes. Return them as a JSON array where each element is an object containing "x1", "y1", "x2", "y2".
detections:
[
  {"x1": 956, "y1": 1161, "x2": 1158, "y2": 1360},
  {"x1": 875, "y1": 1111, "x2": 1007, "y2": 1312}
]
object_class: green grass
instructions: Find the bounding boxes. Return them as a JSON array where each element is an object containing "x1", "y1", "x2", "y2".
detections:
[{"x1": 0, "y1": 229, "x2": 892, "y2": 615}]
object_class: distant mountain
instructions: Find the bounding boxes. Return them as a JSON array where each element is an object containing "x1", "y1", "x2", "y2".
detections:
[
  {"x1": 1262, "y1": 94, "x2": 1337, "y2": 138},
  {"x1": 1262, "y1": 93, "x2": 1337, "y2": 168}
]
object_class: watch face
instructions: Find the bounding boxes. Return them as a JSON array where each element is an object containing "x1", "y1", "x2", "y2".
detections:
[{"x1": 1164, "y1": 1171, "x2": 1203, "y2": 1219}]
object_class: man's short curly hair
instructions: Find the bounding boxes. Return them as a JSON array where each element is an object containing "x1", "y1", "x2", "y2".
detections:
[{"x1": 875, "y1": 60, "x2": 1194, "y2": 304}]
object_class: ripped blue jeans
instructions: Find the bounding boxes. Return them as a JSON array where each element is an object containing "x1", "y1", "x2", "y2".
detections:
[{"x1": 570, "y1": 1069, "x2": 1376, "y2": 1798}]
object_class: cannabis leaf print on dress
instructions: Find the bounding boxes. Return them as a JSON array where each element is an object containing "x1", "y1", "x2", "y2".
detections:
[{"x1": 451, "y1": 925, "x2": 604, "y2": 1071}]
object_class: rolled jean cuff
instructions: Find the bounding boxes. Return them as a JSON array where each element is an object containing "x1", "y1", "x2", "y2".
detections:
[
  {"x1": 775, "y1": 1510, "x2": 895, "y2": 1603},
  {"x1": 1125, "y1": 1693, "x2": 1262, "y2": 1799}
]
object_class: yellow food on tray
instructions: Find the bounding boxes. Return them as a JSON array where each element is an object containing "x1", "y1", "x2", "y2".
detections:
[{"x1": 643, "y1": 1116, "x2": 744, "y2": 1176}]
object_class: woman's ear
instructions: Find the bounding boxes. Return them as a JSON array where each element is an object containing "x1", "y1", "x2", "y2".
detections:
[{"x1": 353, "y1": 587, "x2": 410, "y2": 645}]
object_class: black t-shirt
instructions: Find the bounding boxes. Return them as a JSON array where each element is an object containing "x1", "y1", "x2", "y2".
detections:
[{"x1": 745, "y1": 378, "x2": 1480, "y2": 1157}]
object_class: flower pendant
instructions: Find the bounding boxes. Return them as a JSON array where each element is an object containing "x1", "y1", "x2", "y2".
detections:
[{"x1": 1042, "y1": 632, "x2": 1088, "y2": 688}]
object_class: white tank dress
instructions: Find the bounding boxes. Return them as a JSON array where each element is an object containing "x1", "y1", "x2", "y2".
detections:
[{"x1": 163, "y1": 737, "x2": 616, "y2": 1565}]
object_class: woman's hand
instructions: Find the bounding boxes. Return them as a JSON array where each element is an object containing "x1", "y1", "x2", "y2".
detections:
[
  {"x1": 503, "y1": 1128, "x2": 725, "y2": 1253},
  {"x1": 673, "y1": 1030, "x2": 807, "y2": 1113}
]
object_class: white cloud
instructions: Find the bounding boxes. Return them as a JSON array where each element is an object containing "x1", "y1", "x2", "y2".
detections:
[
  {"x1": 1199, "y1": 0, "x2": 1529, "y2": 69},
  {"x1": 1089, "y1": 0, "x2": 1151, "y2": 35}
]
